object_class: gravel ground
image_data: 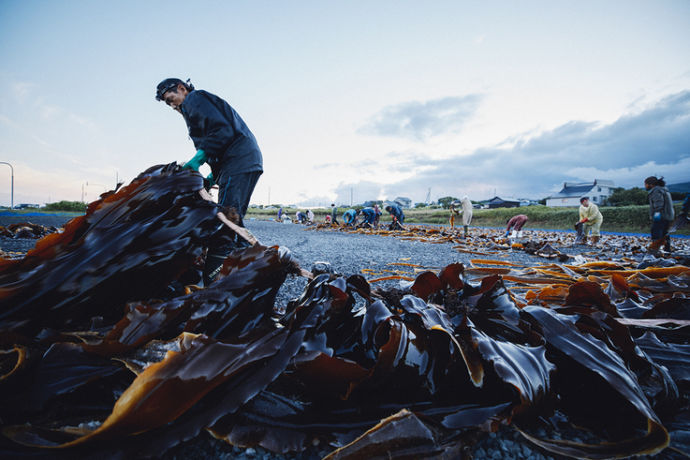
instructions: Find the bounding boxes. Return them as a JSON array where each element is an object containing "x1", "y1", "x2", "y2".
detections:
[{"x1": 0, "y1": 215, "x2": 683, "y2": 459}]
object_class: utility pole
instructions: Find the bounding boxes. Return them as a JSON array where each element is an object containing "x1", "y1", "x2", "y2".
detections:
[
  {"x1": 0, "y1": 162, "x2": 14, "y2": 209},
  {"x1": 350, "y1": 187, "x2": 353, "y2": 206},
  {"x1": 82, "y1": 181, "x2": 107, "y2": 203}
]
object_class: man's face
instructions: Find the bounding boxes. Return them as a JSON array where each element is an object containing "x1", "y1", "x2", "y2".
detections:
[
  {"x1": 162, "y1": 84, "x2": 188, "y2": 112},
  {"x1": 581, "y1": 199, "x2": 589, "y2": 207}
]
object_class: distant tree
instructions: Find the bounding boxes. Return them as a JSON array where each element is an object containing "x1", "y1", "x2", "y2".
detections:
[
  {"x1": 414, "y1": 202, "x2": 427, "y2": 208},
  {"x1": 538, "y1": 198, "x2": 547, "y2": 205},
  {"x1": 437, "y1": 196, "x2": 459, "y2": 208},
  {"x1": 607, "y1": 187, "x2": 647, "y2": 206},
  {"x1": 43, "y1": 201, "x2": 87, "y2": 212}
]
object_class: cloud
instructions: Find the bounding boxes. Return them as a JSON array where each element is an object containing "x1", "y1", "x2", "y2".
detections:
[
  {"x1": 321, "y1": 90, "x2": 690, "y2": 204},
  {"x1": 359, "y1": 94, "x2": 483, "y2": 141}
]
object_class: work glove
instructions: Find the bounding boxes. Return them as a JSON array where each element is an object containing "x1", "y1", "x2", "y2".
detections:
[
  {"x1": 504, "y1": 231, "x2": 510, "y2": 237},
  {"x1": 204, "y1": 172, "x2": 215, "y2": 189},
  {"x1": 653, "y1": 212, "x2": 662, "y2": 222},
  {"x1": 182, "y1": 149, "x2": 207, "y2": 171}
]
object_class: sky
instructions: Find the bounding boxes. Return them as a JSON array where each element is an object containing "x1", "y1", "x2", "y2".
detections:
[{"x1": 0, "y1": 0, "x2": 689, "y2": 207}]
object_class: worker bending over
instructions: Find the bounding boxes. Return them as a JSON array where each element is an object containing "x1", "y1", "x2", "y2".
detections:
[
  {"x1": 505, "y1": 214, "x2": 528, "y2": 237},
  {"x1": 343, "y1": 209, "x2": 359, "y2": 226},
  {"x1": 577, "y1": 197, "x2": 603, "y2": 245},
  {"x1": 385, "y1": 204, "x2": 405, "y2": 230},
  {"x1": 156, "y1": 78, "x2": 262, "y2": 285},
  {"x1": 360, "y1": 207, "x2": 377, "y2": 228}
]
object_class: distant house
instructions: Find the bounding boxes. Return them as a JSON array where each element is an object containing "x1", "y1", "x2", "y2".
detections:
[
  {"x1": 14, "y1": 203, "x2": 40, "y2": 209},
  {"x1": 485, "y1": 196, "x2": 520, "y2": 209},
  {"x1": 546, "y1": 179, "x2": 614, "y2": 207},
  {"x1": 393, "y1": 197, "x2": 412, "y2": 208}
]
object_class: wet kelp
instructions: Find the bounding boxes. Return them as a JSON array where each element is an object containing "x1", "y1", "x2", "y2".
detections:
[{"x1": 1, "y1": 168, "x2": 689, "y2": 459}]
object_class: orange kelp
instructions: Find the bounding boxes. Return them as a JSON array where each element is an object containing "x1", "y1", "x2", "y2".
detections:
[{"x1": 1, "y1": 170, "x2": 689, "y2": 459}]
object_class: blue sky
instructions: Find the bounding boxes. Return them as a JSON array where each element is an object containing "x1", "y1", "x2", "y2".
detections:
[{"x1": 0, "y1": 0, "x2": 689, "y2": 207}]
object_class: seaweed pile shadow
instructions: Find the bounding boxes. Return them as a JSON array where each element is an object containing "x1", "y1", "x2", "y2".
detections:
[{"x1": 1, "y1": 165, "x2": 689, "y2": 459}]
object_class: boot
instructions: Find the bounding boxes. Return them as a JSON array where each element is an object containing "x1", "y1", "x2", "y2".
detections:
[
  {"x1": 648, "y1": 239, "x2": 663, "y2": 254},
  {"x1": 463, "y1": 225, "x2": 469, "y2": 238},
  {"x1": 664, "y1": 236, "x2": 672, "y2": 253},
  {"x1": 591, "y1": 235, "x2": 599, "y2": 245},
  {"x1": 582, "y1": 235, "x2": 588, "y2": 245}
]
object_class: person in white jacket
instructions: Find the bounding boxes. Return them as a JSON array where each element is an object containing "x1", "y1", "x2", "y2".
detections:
[{"x1": 459, "y1": 195, "x2": 473, "y2": 238}]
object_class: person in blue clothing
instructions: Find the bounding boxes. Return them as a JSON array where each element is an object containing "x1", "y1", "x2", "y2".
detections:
[
  {"x1": 385, "y1": 204, "x2": 405, "y2": 230},
  {"x1": 343, "y1": 209, "x2": 359, "y2": 226},
  {"x1": 359, "y1": 207, "x2": 377, "y2": 227},
  {"x1": 156, "y1": 78, "x2": 263, "y2": 285}
]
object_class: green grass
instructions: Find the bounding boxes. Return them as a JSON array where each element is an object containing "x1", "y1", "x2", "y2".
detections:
[{"x1": 247, "y1": 204, "x2": 689, "y2": 235}]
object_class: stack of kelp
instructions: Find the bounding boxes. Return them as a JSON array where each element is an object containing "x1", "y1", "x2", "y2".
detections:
[{"x1": 0, "y1": 165, "x2": 688, "y2": 459}]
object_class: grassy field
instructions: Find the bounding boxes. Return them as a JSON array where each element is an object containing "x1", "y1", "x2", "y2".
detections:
[{"x1": 247, "y1": 204, "x2": 690, "y2": 235}]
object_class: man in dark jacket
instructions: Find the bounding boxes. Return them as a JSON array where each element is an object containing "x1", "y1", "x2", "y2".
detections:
[
  {"x1": 156, "y1": 78, "x2": 263, "y2": 285},
  {"x1": 385, "y1": 204, "x2": 405, "y2": 230},
  {"x1": 644, "y1": 176, "x2": 674, "y2": 253}
]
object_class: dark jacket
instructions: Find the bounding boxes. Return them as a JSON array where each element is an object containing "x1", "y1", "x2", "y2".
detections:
[
  {"x1": 360, "y1": 207, "x2": 376, "y2": 223},
  {"x1": 181, "y1": 90, "x2": 263, "y2": 180},
  {"x1": 387, "y1": 204, "x2": 404, "y2": 223},
  {"x1": 647, "y1": 185, "x2": 674, "y2": 221}
]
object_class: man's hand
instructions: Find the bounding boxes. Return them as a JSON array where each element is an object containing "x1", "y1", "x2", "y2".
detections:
[
  {"x1": 653, "y1": 212, "x2": 662, "y2": 222},
  {"x1": 182, "y1": 149, "x2": 207, "y2": 171}
]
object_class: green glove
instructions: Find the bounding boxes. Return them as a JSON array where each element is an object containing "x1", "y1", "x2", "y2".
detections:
[
  {"x1": 182, "y1": 149, "x2": 207, "y2": 171},
  {"x1": 205, "y1": 172, "x2": 215, "y2": 187}
]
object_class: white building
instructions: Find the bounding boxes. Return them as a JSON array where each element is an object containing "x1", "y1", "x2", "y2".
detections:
[{"x1": 546, "y1": 179, "x2": 615, "y2": 207}]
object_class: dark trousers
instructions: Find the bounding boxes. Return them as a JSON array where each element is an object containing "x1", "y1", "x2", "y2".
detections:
[
  {"x1": 651, "y1": 219, "x2": 670, "y2": 240},
  {"x1": 218, "y1": 171, "x2": 262, "y2": 227},
  {"x1": 204, "y1": 171, "x2": 261, "y2": 285}
]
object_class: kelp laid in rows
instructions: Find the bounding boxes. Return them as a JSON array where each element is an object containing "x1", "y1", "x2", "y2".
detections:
[
  {"x1": 0, "y1": 222, "x2": 57, "y2": 240},
  {"x1": 310, "y1": 221, "x2": 690, "y2": 264},
  {"x1": 1, "y1": 165, "x2": 688, "y2": 459}
]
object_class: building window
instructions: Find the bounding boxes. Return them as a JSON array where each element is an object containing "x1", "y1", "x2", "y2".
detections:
[
  {"x1": 598, "y1": 187, "x2": 601, "y2": 192},
  {"x1": 593, "y1": 196, "x2": 597, "y2": 202}
]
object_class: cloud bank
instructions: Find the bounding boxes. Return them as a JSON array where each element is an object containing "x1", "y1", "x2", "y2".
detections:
[
  {"x1": 359, "y1": 94, "x2": 483, "y2": 141},
  {"x1": 333, "y1": 91, "x2": 690, "y2": 204}
]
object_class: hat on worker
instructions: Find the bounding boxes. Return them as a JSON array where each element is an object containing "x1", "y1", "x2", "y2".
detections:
[{"x1": 155, "y1": 78, "x2": 194, "y2": 101}]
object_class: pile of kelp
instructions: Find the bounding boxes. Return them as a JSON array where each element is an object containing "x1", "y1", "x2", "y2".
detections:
[
  {"x1": 0, "y1": 222, "x2": 58, "y2": 239},
  {"x1": 1, "y1": 166, "x2": 689, "y2": 459}
]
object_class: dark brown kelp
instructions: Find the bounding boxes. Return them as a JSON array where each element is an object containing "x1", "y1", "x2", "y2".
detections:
[{"x1": 1, "y1": 166, "x2": 689, "y2": 458}]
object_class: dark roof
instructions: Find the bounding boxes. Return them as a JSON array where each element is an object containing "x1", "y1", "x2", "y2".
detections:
[
  {"x1": 549, "y1": 184, "x2": 593, "y2": 198},
  {"x1": 486, "y1": 196, "x2": 517, "y2": 203}
]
